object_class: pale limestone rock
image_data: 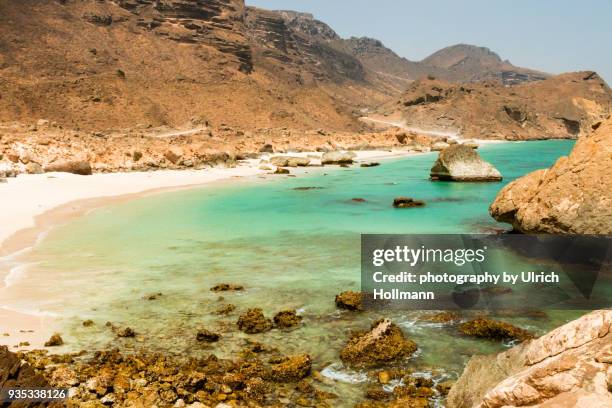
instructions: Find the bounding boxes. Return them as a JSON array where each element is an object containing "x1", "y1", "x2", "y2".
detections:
[
  {"x1": 447, "y1": 310, "x2": 612, "y2": 408},
  {"x1": 430, "y1": 144, "x2": 502, "y2": 181},
  {"x1": 490, "y1": 117, "x2": 612, "y2": 233}
]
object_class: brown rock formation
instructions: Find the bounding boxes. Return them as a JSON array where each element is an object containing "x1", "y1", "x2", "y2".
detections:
[
  {"x1": 0, "y1": 346, "x2": 52, "y2": 408},
  {"x1": 490, "y1": 117, "x2": 612, "y2": 233},
  {"x1": 447, "y1": 310, "x2": 612, "y2": 408},
  {"x1": 340, "y1": 319, "x2": 417, "y2": 367}
]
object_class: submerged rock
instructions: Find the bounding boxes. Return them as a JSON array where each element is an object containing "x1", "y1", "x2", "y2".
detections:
[
  {"x1": 44, "y1": 333, "x2": 64, "y2": 347},
  {"x1": 392, "y1": 197, "x2": 425, "y2": 208},
  {"x1": 321, "y1": 151, "x2": 356, "y2": 165},
  {"x1": 210, "y1": 283, "x2": 244, "y2": 292},
  {"x1": 273, "y1": 310, "x2": 302, "y2": 329},
  {"x1": 458, "y1": 318, "x2": 533, "y2": 341},
  {"x1": 116, "y1": 327, "x2": 136, "y2": 338},
  {"x1": 360, "y1": 162, "x2": 380, "y2": 168},
  {"x1": 269, "y1": 354, "x2": 312, "y2": 382},
  {"x1": 448, "y1": 310, "x2": 612, "y2": 408},
  {"x1": 340, "y1": 319, "x2": 417, "y2": 367},
  {"x1": 420, "y1": 311, "x2": 461, "y2": 323},
  {"x1": 237, "y1": 308, "x2": 273, "y2": 334},
  {"x1": 490, "y1": 117, "x2": 612, "y2": 233},
  {"x1": 430, "y1": 145, "x2": 502, "y2": 181},
  {"x1": 335, "y1": 291, "x2": 363, "y2": 311},
  {"x1": 215, "y1": 303, "x2": 236, "y2": 315},
  {"x1": 196, "y1": 329, "x2": 221, "y2": 343}
]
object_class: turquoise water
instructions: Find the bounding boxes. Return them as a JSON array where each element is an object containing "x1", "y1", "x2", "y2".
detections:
[{"x1": 4, "y1": 140, "x2": 582, "y2": 405}]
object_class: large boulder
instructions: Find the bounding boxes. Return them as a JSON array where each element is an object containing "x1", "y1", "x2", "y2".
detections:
[
  {"x1": 321, "y1": 151, "x2": 356, "y2": 165},
  {"x1": 340, "y1": 319, "x2": 417, "y2": 367},
  {"x1": 270, "y1": 156, "x2": 310, "y2": 167},
  {"x1": 490, "y1": 118, "x2": 612, "y2": 233},
  {"x1": 430, "y1": 145, "x2": 502, "y2": 181},
  {"x1": 44, "y1": 160, "x2": 92, "y2": 175},
  {"x1": 447, "y1": 310, "x2": 612, "y2": 408}
]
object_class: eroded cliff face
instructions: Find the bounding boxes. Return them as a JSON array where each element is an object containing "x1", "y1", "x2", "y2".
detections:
[
  {"x1": 447, "y1": 310, "x2": 612, "y2": 408},
  {"x1": 384, "y1": 72, "x2": 612, "y2": 140},
  {"x1": 490, "y1": 117, "x2": 612, "y2": 234}
]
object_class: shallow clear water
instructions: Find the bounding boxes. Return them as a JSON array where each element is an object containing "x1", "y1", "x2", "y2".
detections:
[{"x1": 3, "y1": 140, "x2": 583, "y2": 405}]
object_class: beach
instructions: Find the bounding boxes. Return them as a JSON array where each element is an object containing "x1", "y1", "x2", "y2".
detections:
[{"x1": 0, "y1": 149, "x2": 427, "y2": 350}]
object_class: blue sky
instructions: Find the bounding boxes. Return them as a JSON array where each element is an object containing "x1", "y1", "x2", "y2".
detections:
[{"x1": 247, "y1": 0, "x2": 612, "y2": 83}]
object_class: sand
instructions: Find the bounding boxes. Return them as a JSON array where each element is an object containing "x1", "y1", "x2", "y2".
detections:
[{"x1": 0, "y1": 149, "x2": 428, "y2": 350}]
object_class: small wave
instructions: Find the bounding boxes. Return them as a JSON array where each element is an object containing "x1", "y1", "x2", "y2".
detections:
[
  {"x1": 321, "y1": 363, "x2": 368, "y2": 384},
  {"x1": 3, "y1": 263, "x2": 28, "y2": 287},
  {"x1": 0, "y1": 305, "x2": 59, "y2": 318}
]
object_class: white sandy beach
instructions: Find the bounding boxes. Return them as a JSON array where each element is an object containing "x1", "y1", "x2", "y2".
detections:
[{"x1": 0, "y1": 149, "x2": 427, "y2": 350}]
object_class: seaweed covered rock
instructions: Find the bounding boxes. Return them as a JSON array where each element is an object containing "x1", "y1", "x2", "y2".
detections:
[
  {"x1": 392, "y1": 197, "x2": 425, "y2": 208},
  {"x1": 430, "y1": 145, "x2": 502, "y2": 181},
  {"x1": 335, "y1": 291, "x2": 363, "y2": 311},
  {"x1": 340, "y1": 319, "x2": 417, "y2": 367},
  {"x1": 196, "y1": 329, "x2": 221, "y2": 343},
  {"x1": 273, "y1": 310, "x2": 302, "y2": 329},
  {"x1": 237, "y1": 308, "x2": 273, "y2": 334},
  {"x1": 269, "y1": 354, "x2": 312, "y2": 382},
  {"x1": 44, "y1": 333, "x2": 64, "y2": 347},
  {"x1": 458, "y1": 318, "x2": 533, "y2": 341},
  {"x1": 210, "y1": 283, "x2": 244, "y2": 292}
]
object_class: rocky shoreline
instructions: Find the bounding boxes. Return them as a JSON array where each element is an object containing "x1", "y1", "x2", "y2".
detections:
[{"x1": 2, "y1": 286, "x2": 551, "y2": 408}]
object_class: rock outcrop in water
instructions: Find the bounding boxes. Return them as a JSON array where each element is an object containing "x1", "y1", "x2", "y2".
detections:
[
  {"x1": 340, "y1": 319, "x2": 417, "y2": 367},
  {"x1": 490, "y1": 117, "x2": 612, "y2": 234},
  {"x1": 447, "y1": 310, "x2": 612, "y2": 408},
  {"x1": 430, "y1": 145, "x2": 502, "y2": 181}
]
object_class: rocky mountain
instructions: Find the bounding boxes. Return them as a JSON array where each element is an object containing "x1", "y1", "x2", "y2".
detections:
[
  {"x1": 422, "y1": 44, "x2": 548, "y2": 84},
  {"x1": 447, "y1": 310, "x2": 612, "y2": 407},
  {"x1": 274, "y1": 12, "x2": 546, "y2": 87},
  {"x1": 490, "y1": 116, "x2": 612, "y2": 234},
  {"x1": 0, "y1": 0, "x2": 388, "y2": 133},
  {"x1": 380, "y1": 71, "x2": 612, "y2": 140},
  {"x1": 0, "y1": 0, "x2": 605, "y2": 138}
]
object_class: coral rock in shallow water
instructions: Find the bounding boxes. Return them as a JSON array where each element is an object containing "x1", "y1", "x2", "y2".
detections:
[
  {"x1": 392, "y1": 197, "x2": 426, "y2": 208},
  {"x1": 44, "y1": 333, "x2": 64, "y2": 347},
  {"x1": 490, "y1": 117, "x2": 612, "y2": 234},
  {"x1": 273, "y1": 310, "x2": 302, "y2": 329},
  {"x1": 335, "y1": 291, "x2": 363, "y2": 311},
  {"x1": 196, "y1": 329, "x2": 221, "y2": 342},
  {"x1": 430, "y1": 144, "x2": 502, "y2": 181},
  {"x1": 269, "y1": 354, "x2": 312, "y2": 382},
  {"x1": 458, "y1": 318, "x2": 533, "y2": 341},
  {"x1": 237, "y1": 308, "x2": 273, "y2": 334},
  {"x1": 340, "y1": 319, "x2": 417, "y2": 367}
]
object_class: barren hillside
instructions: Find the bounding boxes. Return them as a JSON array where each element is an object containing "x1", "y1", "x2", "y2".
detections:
[{"x1": 381, "y1": 72, "x2": 612, "y2": 140}]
